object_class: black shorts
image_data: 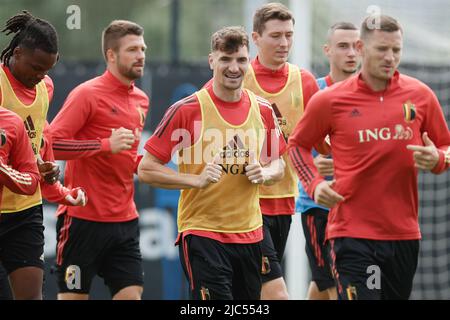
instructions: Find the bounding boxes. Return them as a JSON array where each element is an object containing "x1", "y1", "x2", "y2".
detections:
[
  {"x1": 261, "y1": 214, "x2": 292, "y2": 283},
  {"x1": 55, "y1": 214, "x2": 144, "y2": 296},
  {"x1": 301, "y1": 208, "x2": 334, "y2": 291},
  {"x1": 328, "y1": 237, "x2": 419, "y2": 300},
  {"x1": 179, "y1": 234, "x2": 262, "y2": 300},
  {"x1": 0, "y1": 205, "x2": 45, "y2": 273}
]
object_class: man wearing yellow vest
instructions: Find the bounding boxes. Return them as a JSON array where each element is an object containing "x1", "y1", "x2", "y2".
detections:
[
  {"x1": 138, "y1": 26, "x2": 286, "y2": 300},
  {"x1": 0, "y1": 11, "x2": 60, "y2": 299},
  {"x1": 243, "y1": 3, "x2": 319, "y2": 299}
]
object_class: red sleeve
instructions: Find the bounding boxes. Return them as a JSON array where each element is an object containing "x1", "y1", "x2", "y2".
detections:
[
  {"x1": 258, "y1": 99, "x2": 287, "y2": 164},
  {"x1": 0, "y1": 118, "x2": 40, "y2": 195},
  {"x1": 49, "y1": 85, "x2": 111, "y2": 160},
  {"x1": 40, "y1": 121, "x2": 56, "y2": 162},
  {"x1": 301, "y1": 69, "x2": 320, "y2": 108},
  {"x1": 421, "y1": 86, "x2": 450, "y2": 174},
  {"x1": 38, "y1": 124, "x2": 70, "y2": 202},
  {"x1": 144, "y1": 96, "x2": 199, "y2": 164},
  {"x1": 40, "y1": 180, "x2": 71, "y2": 203},
  {"x1": 288, "y1": 90, "x2": 332, "y2": 198}
]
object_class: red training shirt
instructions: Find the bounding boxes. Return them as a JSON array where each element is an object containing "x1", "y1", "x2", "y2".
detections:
[
  {"x1": 289, "y1": 71, "x2": 450, "y2": 241},
  {"x1": 0, "y1": 107, "x2": 40, "y2": 204},
  {"x1": 145, "y1": 86, "x2": 286, "y2": 244},
  {"x1": 50, "y1": 70, "x2": 149, "y2": 222}
]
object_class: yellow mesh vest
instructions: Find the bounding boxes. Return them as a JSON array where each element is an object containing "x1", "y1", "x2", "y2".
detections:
[
  {"x1": 0, "y1": 67, "x2": 48, "y2": 213},
  {"x1": 243, "y1": 63, "x2": 303, "y2": 198},
  {"x1": 177, "y1": 89, "x2": 264, "y2": 233}
]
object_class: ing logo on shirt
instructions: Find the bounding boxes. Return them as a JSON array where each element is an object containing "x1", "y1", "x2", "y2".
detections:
[
  {"x1": 403, "y1": 100, "x2": 416, "y2": 123},
  {"x1": 0, "y1": 129, "x2": 6, "y2": 147},
  {"x1": 358, "y1": 124, "x2": 413, "y2": 143}
]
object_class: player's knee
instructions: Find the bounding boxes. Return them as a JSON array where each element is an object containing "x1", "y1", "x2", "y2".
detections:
[
  {"x1": 262, "y1": 288, "x2": 289, "y2": 300},
  {"x1": 113, "y1": 285, "x2": 143, "y2": 300},
  {"x1": 261, "y1": 279, "x2": 289, "y2": 300}
]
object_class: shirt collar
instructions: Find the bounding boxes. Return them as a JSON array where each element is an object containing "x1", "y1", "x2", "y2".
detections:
[
  {"x1": 356, "y1": 70, "x2": 400, "y2": 93},
  {"x1": 103, "y1": 70, "x2": 135, "y2": 92},
  {"x1": 325, "y1": 74, "x2": 334, "y2": 87},
  {"x1": 252, "y1": 56, "x2": 288, "y2": 77}
]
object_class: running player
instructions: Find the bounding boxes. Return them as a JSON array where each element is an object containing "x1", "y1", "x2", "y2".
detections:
[
  {"x1": 289, "y1": 15, "x2": 450, "y2": 300},
  {"x1": 49, "y1": 20, "x2": 148, "y2": 300},
  {"x1": 0, "y1": 11, "x2": 59, "y2": 300},
  {"x1": 138, "y1": 26, "x2": 286, "y2": 300},
  {"x1": 243, "y1": 3, "x2": 319, "y2": 300}
]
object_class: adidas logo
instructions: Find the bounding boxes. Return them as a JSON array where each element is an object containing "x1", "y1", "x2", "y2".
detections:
[
  {"x1": 220, "y1": 135, "x2": 249, "y2": 158},
  {"x1": 24, "y1": 115, "x2": 37, "y2": 139},
  {"x1": 349, "y1": 108, "x2": 362, "y2": 117}
]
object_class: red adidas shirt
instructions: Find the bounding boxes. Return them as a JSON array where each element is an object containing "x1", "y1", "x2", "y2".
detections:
[
  {"x1": 145, "y1": 86, "x2": 286, "y2": 244},
  {"x1": 40, "y1": 122, "x2": 85, "y2": 206},
  {"x1": 49, "y1": 70, "x2": 149, "y2": 222},
  {"x1": 289, "y1": 71, "x2": 450, "y2": 240},
  {"x1": 250, "y1": 57, "x2": 319, "y2": 215},
  {"x1": 0, "y1": 107, "x2": 40, "y2": 205}
]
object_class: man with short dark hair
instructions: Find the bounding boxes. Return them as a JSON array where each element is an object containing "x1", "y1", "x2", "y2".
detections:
[
  {"x1": 49, "y1": 20, "x2": 149, "y2": 300},
  {"x1": 289, "y1": 15, "x2": 450, "y2": 300},
  {"x1": 138, "y1": 26, "x2": 286, "y2": 300},
  {"x1": 244, "y1": 2, "x2": 319, "y2": 300}
]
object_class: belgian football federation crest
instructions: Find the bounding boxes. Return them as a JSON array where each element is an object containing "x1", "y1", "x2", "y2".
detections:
[
  {"x1": 136, "y1": 104, "x2": 146, "y2": 126},
  {"x1": 403, "y1": 100, "x2": 416, "y2": 123}
]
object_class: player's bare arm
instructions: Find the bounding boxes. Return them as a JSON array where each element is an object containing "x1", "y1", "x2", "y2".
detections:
[{"x1": 138, "y1": 152, "x2": 222, "y2": 189}]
